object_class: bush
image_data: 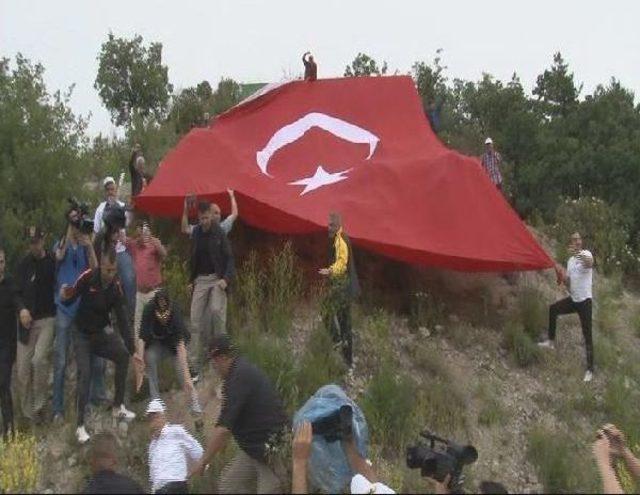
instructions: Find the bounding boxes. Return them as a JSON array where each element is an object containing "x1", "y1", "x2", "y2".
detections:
[
  {"x1": 516, "y1": 286, "x2": 547, "y2": 339},
  {"x1": 295, "y1": 324, "x2": 347, "y2": 402},
  {"x1": 408, "y1": 291, "x2": 446, "y2": 332},
  {"x1": 503, "y1": 325, "x2": 542, "y2": 367},
  {"x1": 229, "y1": 251, "x2": 263, "y2": 332},
  {"x1": 527, "y1": 427, "x2": 598, "y2": 493},
  {"x1": 361, "y1": 361, "x2": 419, "y2": 454},
  {"x1": 264, "y1": 241, "x2": 303, "y2": 336},
  {"x1": 476, "y1": 383, "x2": 505, "y2": 427},
  {"x1": 553, "y1": 196, "x2": 638, "y2": 275},
  {"x1": 162, "y1": 254, "x2": 191, "y2": 314},
  {"x1": 0, "y1": 432, "x2": 39, "y2": 493}
]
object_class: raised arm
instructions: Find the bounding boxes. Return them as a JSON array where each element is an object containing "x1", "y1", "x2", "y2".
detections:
[{"x1": 181, "y1": 196, "x2": 194, "y2": 235}]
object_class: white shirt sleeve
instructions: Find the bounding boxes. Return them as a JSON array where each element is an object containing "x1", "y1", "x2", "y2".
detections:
[
  {"x1": 179, "y1": 427, "x2": 203, "y2": 464},
  {"x1": 220, "y1": 216, "x2": 235, "y2": 235},
  {"x1": 93, "y1": 202, "x2": 105, "y2": 233}
]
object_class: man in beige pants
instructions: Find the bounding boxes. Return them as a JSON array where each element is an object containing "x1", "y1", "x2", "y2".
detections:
[
  {"x1": 15, "y1": 227, "x2": 56, "y2": 423},
  {"x1": 182, "y1": 196, "x2": 235, "y2": 380}
]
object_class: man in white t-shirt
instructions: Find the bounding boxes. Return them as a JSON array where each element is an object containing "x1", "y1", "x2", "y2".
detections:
[{"x1": 539, "y1": 232, "x2": 595, "y2": 382}]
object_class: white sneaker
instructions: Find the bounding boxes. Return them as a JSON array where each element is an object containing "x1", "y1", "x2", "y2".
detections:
[
  {"x1": 583, "y1": 370, "x2": 593, "y2": 383},
  {"x1": 112, "y1": 404, "x2": 136, "y2": 421},
  {"x1": 537, "y1": 339, "x2": 555, "y2": 350},
  {"x1": 76, "y1": 426, "x2": 90, "y2": 444}
]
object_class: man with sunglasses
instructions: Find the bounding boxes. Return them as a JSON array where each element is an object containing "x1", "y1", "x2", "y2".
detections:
[{"x1": 52, "y1": 204, "x2": 99, "y2": 423}]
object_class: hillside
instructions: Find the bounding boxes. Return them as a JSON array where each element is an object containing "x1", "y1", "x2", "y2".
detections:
[{"x1": 9, "y1": 234, "x2": 640, "y2": 494}]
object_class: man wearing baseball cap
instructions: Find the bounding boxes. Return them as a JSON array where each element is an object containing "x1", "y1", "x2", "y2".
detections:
[
  {"x1": 14, "y1": 226, "x2": 56, "y2": 424},
  {"x1": 481, "y1": 137, "x2": 503, "y2": 190},
  {"x1": 190, "y1": 334, "x2": 289, "y2": 493},
  {"x1": 146, "y1": 399, "x2": 203, "y2": 494}
]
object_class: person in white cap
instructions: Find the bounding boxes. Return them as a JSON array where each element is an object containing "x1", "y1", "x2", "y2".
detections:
[
  {"x1": 146, "y1": 399, "x2": 203, "y2": 494},
  {"x1": 480, "y1": 137, "x2": 503, "y2": 190}
]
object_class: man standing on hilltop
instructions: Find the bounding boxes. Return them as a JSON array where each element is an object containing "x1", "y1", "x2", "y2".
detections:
[
  {"x1": 319, "y1": 212, "x2": 360, "y2": 369},
  {"x1": 481, "y1": 137, "x2": 503, "y2": 191},
  {"x1": 302, "y1": 52, "x2": 317, "y2": 81},
  {"x1": 539, "y1": 232, "x2": 595, "y2": 382}
]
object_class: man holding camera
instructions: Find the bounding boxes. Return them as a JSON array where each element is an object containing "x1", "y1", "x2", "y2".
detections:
[
  {"x1": 14, "y1": 227, "x2": 56, "y2": 424},
  {"x1": 60, "y1": 248, "x2": 136, "y2": 443},
  {"x1": 189, "y1": 335, "x2": 288, "y2": 493},
  {"x1": 52, "y1": 203, "x2": 99, "y2": 423}
]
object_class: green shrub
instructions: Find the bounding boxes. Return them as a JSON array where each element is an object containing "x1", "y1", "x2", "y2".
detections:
[
  {"x1": 264, "y1": 241, "x2": 303, "y2": 336},
  {"x1": 408, "y1": 291, "x2": 446, "y2": 332},
  {"x1": 603, "y1": 376, "x2": 640, "y2": 446},
  {"x1": 162, "y1": 254, "x2": 191, "y2": 313},
  {"x1": 527, "y1": 427, "x2": 598, "y2": 493},
  {"x1": 361, "y1": 361, "x2": 419, "y2": 454},
  {"x1": 632, "y1": 307, "x2": 640, "y2": 339},
  {"x1": 503, "y1": 325, "x2": 541, "y2": 367},
  {"x1": 419, "y1": 380, "x2": 467, "y2": 436},
  {"x1": 553, "y1": 196, "x2": 638, "y2": 275},
  {"x1": 516, "y1": 286, "x2": 547, "y2": 339},
  {"x1": 295, "y1": 324, "x2": 347, "y2": 402},
  {"x1": 476, "y1": 383, "x2": 505, "y2": 427},
  {"x1": 229, "y1": 251, "x2": 264, "y2": 333}
]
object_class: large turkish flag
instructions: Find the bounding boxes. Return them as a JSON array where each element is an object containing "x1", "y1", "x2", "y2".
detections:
[{"x1": 137, "y1": 76, "x2": 553, "y2": 272}]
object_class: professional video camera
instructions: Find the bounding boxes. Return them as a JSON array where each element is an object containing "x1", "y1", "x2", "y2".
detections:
[
  {"x1": 311, "y1": 405, "x2": 353, "y2": 443},
  {"x1": 67, "y1": 197, "x2": 94, "y2": 234},
  {"x1": 406, "y1": 431, "x2": 478, "y2": 493}
]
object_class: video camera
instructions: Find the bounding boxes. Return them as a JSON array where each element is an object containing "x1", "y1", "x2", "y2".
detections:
[
  {"x1": 67, "y1": 197, "x2": 94, "y2": 234},
  {"x1": 311, "y1": 405, "x2": 353, "y2": 443},
  {"x1": 406, "y1": 431, "x2": 478, "y2": 493}
]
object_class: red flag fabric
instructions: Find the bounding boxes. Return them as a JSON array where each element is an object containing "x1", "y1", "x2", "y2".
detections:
[{"x1": 137, "y1": 76, "x2": 553, "y2": 272}]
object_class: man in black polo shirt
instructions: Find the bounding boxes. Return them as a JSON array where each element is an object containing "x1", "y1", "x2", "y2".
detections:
[
  {"x1": 190, "y1": 335, "x2": 288, "y2": 493},
  {"x1": 15, "y1": 226, "x2": 56, "y2": 423},
  {"x1": 181, "y1": 197, "x2": 234, "y2": 377}
]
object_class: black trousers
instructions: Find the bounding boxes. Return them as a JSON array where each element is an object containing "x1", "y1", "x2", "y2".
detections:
[
  {"x1": 548, "y1": 297, "x2": 594, "y2": 371},
  {"x1": 0, "y1": 345, "x2": 15, "y2": 438},
  {"x1": 155, "y1": 481, "x2": 189, "y2": 494},
  {"x1": 324, "y1": 283, "x2": 353, "y2": 366},
  {"x1": 75, "y1": 327, "x2": 130, "y2": 426}
]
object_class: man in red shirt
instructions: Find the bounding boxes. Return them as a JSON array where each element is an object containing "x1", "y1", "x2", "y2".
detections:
[{"x1": 126, "y1": 222, "x2": 167, "y2": 350}]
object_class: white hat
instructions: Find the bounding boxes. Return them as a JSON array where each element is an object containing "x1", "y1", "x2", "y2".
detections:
[
  {"x1": 103, "y1": 176, "x2": 116, "y2": 187},
  {"x1": 485, "y1": 137, "x2": 493, "y2": 145},
  {"x1": 145, "y1": 399, "x2": 166, "y2": 415},
  {"x1": 351, "y1": 474, "x2": 396, "y2": 494}
]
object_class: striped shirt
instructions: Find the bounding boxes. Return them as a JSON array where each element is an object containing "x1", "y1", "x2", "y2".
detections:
[{"x1": 481, "y1": 150, "x2": 502, "y2": 185}]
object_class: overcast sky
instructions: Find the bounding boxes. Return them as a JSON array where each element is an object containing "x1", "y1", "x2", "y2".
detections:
[{"x1": 2, "y1": 0, "x2": 638, "y2": 137}]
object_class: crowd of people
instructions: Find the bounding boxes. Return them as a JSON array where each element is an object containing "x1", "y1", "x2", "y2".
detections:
[{"x1": 0, "y1": 130, "x2": 620, "y2": 495}]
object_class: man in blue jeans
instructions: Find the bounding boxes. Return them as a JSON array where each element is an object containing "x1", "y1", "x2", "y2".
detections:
[{"x1": 52, "y1": 205, "x2": 102, "y2": 423}]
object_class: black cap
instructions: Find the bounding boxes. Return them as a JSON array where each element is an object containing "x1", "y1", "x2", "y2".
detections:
[
  {"x1": 25, "y1": 226, "x2": 45, "y2": 242},
  {"x1": 208, "y1": 334, "x2": 235, "y2": 358}
]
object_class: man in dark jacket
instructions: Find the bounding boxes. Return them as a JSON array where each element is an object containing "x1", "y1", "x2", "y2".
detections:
[
  {"x1": 137, "y1": 289, "x2": 201, "y2": 413},
  {"x1": 319, "y1": 213, "x2": 360, "y2": 368},
  {"x1": 15, "y1": 226, "x2": 56, "y2": 423},
  {"x1": 181, "y1": 197, "x2": 234, "y2": 377},
  {"x1": 190, "y1": 335, "x2": 289, "y2": 493},
  {"x1": 0, "y1": 246, "x2": 24, "y2": 439},
  {"x1": 60, "y1": 248, "x2": 136, "y2": 443},
  {"x1": 83, "y1": 431, "x2": 144, "y2": 494}
]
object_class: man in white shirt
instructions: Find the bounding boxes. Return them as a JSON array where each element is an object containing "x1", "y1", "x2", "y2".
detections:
[
  {"x1": 146, "y1": 399, "x2": 203, "y2": 494},
  {"x1": 539, "y1": 232, "x2": 595, "y2": 382}
]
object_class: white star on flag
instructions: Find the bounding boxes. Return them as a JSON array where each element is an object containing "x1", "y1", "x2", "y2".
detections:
[{"x1": 289, "y1": 166, "x2": 352, "y2": 195}]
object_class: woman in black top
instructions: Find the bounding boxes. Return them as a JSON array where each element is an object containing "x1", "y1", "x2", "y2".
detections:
[{"x1": 136, "y1": 289, "x2": 201, "y2": 414}]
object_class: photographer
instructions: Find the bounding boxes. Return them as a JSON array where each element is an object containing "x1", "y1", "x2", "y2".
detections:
[
  {"x1": 14, "y1": 226, "x2": 56, "y2": 424},
  {"x1": 60, "y1": 247, "x2": 136, "y2": 444},
  {"x1": 292, "y1": 421, "x2": 390, "y2": 494},
  {"x1": 52, "y1": 202, "x2": 100, "y2": 423}
]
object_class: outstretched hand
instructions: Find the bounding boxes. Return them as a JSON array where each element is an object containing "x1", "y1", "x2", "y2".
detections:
[{"x1": 293, "y1": 421, "x2": 313, "y2": 463}]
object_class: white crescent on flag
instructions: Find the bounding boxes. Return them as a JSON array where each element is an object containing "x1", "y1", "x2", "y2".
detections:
[{"x1": 256, "y1": 112, "x2": 380, "y2": 177}]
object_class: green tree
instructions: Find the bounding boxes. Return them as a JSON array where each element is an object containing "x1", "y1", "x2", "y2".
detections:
[
  {"x1": 211, "y1": 77, "x2": 241, "y2": 115},
  {"x1": 95, "y1": 33, "x2": 173, "y2": 127},
  {"x1": 0, "y1": 55, "x2": 87, "y2": 263},
  {"x1": 533, "y1": 52, "x2": 582, "y2": 118},
  {"x1": 344, "y1": 52, "x2": 388, "y2": 77},
  {"x1": 411, "y1": 49, "x2": 447, "y2": 108}
]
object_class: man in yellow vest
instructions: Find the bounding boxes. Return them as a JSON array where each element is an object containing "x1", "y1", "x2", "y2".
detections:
[{"x1": 318, "y1": 213, "x2": 360, "y2": 368}]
